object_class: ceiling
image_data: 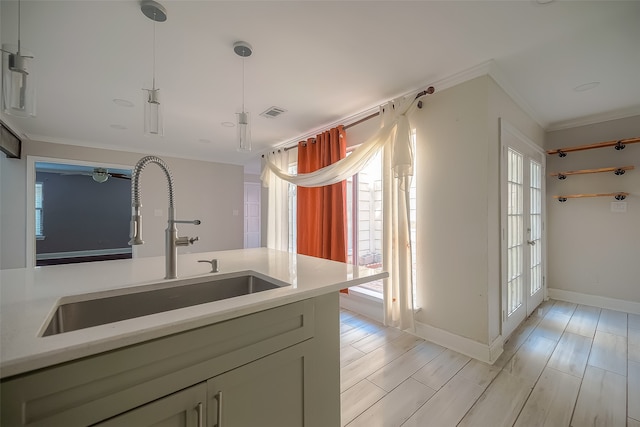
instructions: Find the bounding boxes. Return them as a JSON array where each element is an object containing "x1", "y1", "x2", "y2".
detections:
[{"x1": 2, "y1": 1, "x2": 639, "y2": 172}]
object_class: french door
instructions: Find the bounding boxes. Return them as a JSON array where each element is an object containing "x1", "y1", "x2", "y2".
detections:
[{"x1": 501, "y1": 121, "x2": 545, "y2": 339}]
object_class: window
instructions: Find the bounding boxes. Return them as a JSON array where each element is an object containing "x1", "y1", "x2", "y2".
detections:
[
  {"x1": 350, "y1": 130, "x2": 418, "y2": 300},
  {"x1": 347, "y1": 150, "x2": 384, "y2": 295},
  {"x1": 285, "y1": 130, "x2": 418, "y2": 302},
  {"x1": 35, "y1": 182, "x2": 44, "y2": 239}
]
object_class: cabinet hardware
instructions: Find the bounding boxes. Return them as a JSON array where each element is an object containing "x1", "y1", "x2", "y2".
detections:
[
  {"x1": 214, "y1": 391, "x2": 223, "y2": 427},
  {"x1": 197, "y1": 402, "x2": 204, "y2": 427}
]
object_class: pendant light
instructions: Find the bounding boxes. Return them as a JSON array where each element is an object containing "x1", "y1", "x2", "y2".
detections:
[
  {"x1": 1, "y1": 0, "x2": 36, "y2": 117},
  {"x1": 234, "y1": 41, "x2": 252, "y2": 152},
  {"x1": 141, "y1": 1, "x2": 167, "y2": 136}
]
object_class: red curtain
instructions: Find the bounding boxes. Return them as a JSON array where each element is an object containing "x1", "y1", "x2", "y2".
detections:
[{"x1": 297, "y1": 126, "x2": 347, "y2": 263}]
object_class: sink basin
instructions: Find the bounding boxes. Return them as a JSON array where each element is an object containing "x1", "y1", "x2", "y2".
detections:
[{"x1": 42, "y1": 272, "x2": 288, "y2": 336}]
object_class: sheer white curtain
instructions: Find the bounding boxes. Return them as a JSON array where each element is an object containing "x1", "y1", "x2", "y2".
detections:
[
  {"x1": 264, "y1": 149, "x2": 292, "y2": 251},
  {"x1": 261, "y1": 94, "x2": 422, "y2": 330},
  {"x1": 381, "y1": 96, "x2": 416, "y2": 331},
  {"x1": 261, "y1": 108, "x2": 391, "y2": 188}
]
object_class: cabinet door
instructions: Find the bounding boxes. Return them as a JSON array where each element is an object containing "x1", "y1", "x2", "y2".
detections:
[
  {"x1": 208, "y1": 341, "x2": 310, "y2": 427},
  {"x1": 95, "y1": 382, "x2": 207, "y2": 427}
]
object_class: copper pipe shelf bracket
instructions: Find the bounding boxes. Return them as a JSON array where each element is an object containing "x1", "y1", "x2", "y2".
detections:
[
  {"x1": 547, "y1": 136, "x2": 640, "y2": 157},
  {"x1": 555, "y1": 192, "x2": 630, "y2": 203},
  {"x1": 550, "y1": 165, "x2": 634, "y2": 180}
]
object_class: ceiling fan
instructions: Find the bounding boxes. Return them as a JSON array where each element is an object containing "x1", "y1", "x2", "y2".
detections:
[
  {"x1": 90, "y1": 168, "x2": 131, "y2": 183},
  {"x1": 59, "y1": 167, "x2": 131, "y2": 183}
]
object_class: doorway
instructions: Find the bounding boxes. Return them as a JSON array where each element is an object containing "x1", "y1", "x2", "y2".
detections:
[
  {"x1": 500, "y1": 120, "x2": 546, "y2": 339},
  {"x1": 244, "y1": 182, "x2": 261, "y2": 248},
  {"x1": 27, "y1": 157, "x2": 133, "y2": 267}
]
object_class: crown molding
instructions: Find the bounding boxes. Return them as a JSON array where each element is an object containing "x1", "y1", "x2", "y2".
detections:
[
  {"x1": 485, "y1": 61, "x2": 547, "y2": 130},
  {"x1": 272, "y1": 60, "x2": 508, "y2": 152},
  {"x1": 23, "y1": 133, "x2": 246, "y2": 167},
  {"x1": 546, "y1": 106, "x2": 640, "y2": 132}
]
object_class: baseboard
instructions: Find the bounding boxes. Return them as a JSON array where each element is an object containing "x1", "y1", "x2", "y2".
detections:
[
  {"x1": 414, "y1": 321, "x2": 504, "y2": 365},
  {"x1": 548, "y1": 288, "x2": 640, "y2": 315},
  {"x1": 339, "y1": 289, "x2": 384, "y2": 324}
]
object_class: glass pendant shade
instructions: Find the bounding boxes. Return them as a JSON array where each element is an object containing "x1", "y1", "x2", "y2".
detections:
[
  {"x1": 2, "y1": 45, "x2": 35, "y2": 117},
  {"x1": 143, "y1": 88, "x2": 163, "y2": 136},
  {"x1": 237, "y1": 111, "x2": 251, "y2": 152}
]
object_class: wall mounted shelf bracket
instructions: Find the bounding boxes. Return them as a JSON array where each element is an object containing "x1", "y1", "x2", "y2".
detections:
[{"x1": 555, "y1": 192, "x2": 629, "y2": 203}]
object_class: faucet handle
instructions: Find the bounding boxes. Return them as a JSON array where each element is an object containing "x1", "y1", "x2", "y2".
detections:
[
  {"x1": 198, "y1": 259, "x2": 219, "y2": 273},
  {"x1": 173, "y1": 219, "x2": 201, "y2": 225},
  {"x1": 176, "y1": 236, "x2": 199, "y2": 246}
]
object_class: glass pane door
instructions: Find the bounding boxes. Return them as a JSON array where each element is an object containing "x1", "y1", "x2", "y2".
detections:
[
  {"x1": 529, "y1": 160, "x2": 543, "y2": 296},
  {"x1": 501, "y1": 122, "x2": 545, "y2": 339},
  {"x1": 507, "y1": 148, "x2": 524, "y2": 317}
]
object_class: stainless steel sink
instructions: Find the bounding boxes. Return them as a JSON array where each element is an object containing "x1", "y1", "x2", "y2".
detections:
[{"x1": 42, "y1": 273, "x2": 287, "y2": 336}]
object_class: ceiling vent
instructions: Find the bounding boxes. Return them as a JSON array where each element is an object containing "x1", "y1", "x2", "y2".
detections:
[{"x1": 260, "y1": 106, "x2": 287, "y2": 119}]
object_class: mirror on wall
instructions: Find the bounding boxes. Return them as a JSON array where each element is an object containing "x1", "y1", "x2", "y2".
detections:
[{"x1": 34, "y1": 161, "x2": 133, "y2": 266}]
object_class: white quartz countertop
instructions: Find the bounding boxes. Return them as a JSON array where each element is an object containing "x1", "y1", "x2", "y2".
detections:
[{"x1": 0, "y1": 248, "x2": 386, "y2": 379}]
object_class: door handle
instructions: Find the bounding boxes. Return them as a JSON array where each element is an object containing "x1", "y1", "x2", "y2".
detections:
[{"x1": 527, "y1": 240, "x2": 536, "y2": 246}]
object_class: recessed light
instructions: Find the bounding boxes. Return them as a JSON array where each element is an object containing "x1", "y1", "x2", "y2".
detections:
[
  {"x1": 113, "y1": 98, "x2": 134, "y2": 107},
  {"x1": 221, "y1": 121, "x2": 235, "y2": 128},
  {"x1": 573, "y1": 82, "x2": 600, "y2": 92},
  {"x1": 199, "y1": 138, "x2": 212, "y2": 144},
  {"x1": 110, "y1": 124, "x2": 128, "y2": 130}
]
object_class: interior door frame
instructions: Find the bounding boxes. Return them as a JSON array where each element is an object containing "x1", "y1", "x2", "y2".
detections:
[{"x1": 499, "y1": 119, "x2": 547, "y2": 339}]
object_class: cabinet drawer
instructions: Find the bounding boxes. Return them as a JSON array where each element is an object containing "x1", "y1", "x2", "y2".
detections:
[
  {"x1": 1, "y1": 299, "x2": 314, "y2": 427},
  {"x1": 94, "y1": 383, "x2": 207, "y2": 427}
]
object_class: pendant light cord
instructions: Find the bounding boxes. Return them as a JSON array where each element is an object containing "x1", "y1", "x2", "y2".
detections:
[
  {"x1": 242, "y1": 56, "x2": 245, "y2": 112},
  {"x1": 17, "y1": 0, "x2": 22, "y2": 54},
  {"x1": 152, "y1": 11, "x2": 157, "y2": 90}
]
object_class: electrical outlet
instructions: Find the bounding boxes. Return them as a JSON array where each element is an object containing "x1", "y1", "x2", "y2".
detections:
[{"x1": 611, "y1": 202, "x2": 627, "y2": 213}]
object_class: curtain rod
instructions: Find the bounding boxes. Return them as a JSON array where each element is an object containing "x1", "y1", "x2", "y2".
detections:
[{"x1": 262, "y1": 86, "x2": 435, "y2": 157}]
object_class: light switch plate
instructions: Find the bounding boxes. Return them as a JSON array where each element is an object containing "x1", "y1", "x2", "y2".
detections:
[{"x1": 611, "y1": 202, "x2": 627, "y2": 213}]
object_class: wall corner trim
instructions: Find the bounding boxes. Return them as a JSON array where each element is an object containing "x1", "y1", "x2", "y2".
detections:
[
  {"x1": 548, "y1": 288, "x2": 640, "y2": 315},
  {"x1": 413, "y1": 321, "x2": 504, "y2": 365},
  {"x1": 339, "y1": 290, "x2": 384, "y2": 324},
  {"x1": 337, "y1": 293, "x2": 506, "y2": 364}
]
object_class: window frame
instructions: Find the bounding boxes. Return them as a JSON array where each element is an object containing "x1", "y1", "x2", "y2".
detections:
[{"x1": 35, "y1": 181, "x2": 45, "y2": 240}]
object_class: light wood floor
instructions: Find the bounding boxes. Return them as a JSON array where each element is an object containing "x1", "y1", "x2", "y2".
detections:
[{"x1": 340, "y1": 299, "x2": 640, "y2": 427}]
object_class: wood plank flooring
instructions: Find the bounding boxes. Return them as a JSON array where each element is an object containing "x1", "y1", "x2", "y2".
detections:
[{"x1": 340, "y1": 300, "x2": 639, "y2": 427}]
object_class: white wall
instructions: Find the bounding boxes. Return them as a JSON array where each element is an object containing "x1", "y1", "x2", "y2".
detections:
[
  {"x1": 411, "y1": 75, "x2": 544, "y2": 346},
  {"x1": 0, "y1": 139, "x2": 244, "y2": 269},
  {"x1": 546, "y1": 116, "x2": 640, "y2": 303},
  {"x1": 412, "y1": 76, "x2": 491, "y2": 344}
]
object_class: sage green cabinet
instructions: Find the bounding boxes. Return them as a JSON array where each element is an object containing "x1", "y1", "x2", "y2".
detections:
[
  {"x1": 1, "y1": 292, "x2": 340, "y2": 427},
  {"x1": 95, "y1": 383, "x2": 207, "y2": 427},
  {"x1": 207, "y1": 341, "x2": 310, "y2": 427}
]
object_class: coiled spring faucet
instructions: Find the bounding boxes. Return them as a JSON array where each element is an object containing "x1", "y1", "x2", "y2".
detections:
[{"x1": 129, "y1": 156, "x2": 200, "y2": 279}]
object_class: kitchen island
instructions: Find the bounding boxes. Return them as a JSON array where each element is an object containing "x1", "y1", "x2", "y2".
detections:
[{"x1": 1, "y1": 248, "x2": 387, "y2": 426}]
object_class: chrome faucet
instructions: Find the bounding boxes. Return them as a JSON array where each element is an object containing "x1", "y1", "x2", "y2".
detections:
[{"x1": 129, "y1": 156, "x2": 200, "y2": 279}]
